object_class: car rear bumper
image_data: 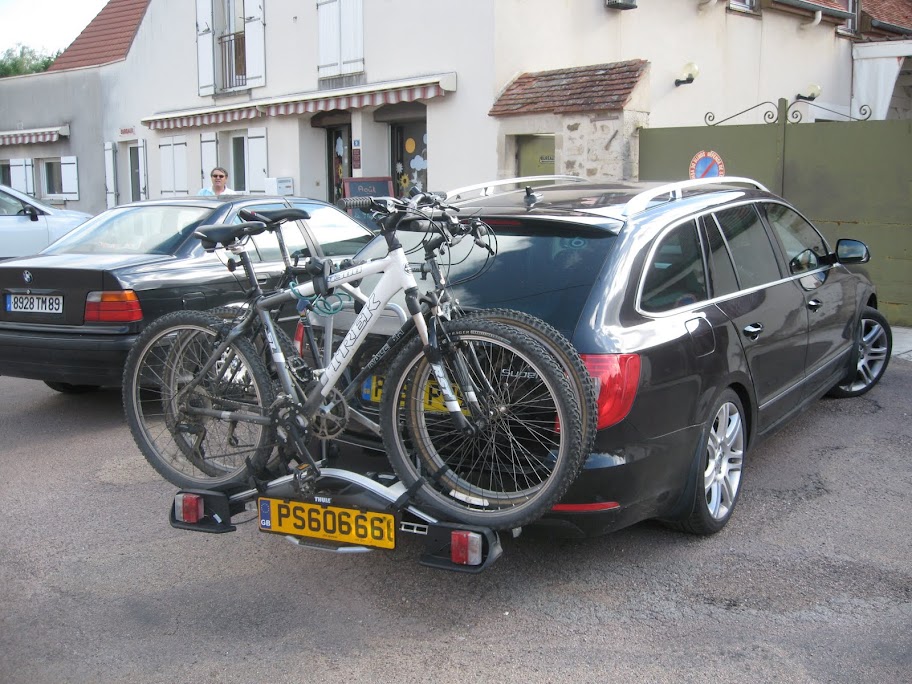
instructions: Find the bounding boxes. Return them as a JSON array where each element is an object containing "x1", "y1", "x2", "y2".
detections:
[{"x1": 0, "y1": 328, "x2": 137, "y2": 386}]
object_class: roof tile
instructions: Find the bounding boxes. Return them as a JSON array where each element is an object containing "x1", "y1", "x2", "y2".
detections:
[
  {"x1": 862, "y1": 0, "x2": 912, "y2": 30},
  {"x1": 47, "y1": 0, "x2": 150, "y2": 72},
  {"x1": 489, "y1": 60, "x2": 649, "y2": 117}
]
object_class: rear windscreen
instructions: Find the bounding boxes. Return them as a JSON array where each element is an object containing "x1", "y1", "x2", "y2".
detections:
[{"x1": 354, "y1": 222, "x2": 616, "y2": 337}]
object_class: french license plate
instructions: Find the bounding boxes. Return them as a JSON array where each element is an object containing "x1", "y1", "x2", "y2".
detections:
[
  {"x1": 361, "y1": 375, "x2": 453, "y2": 412},
  {"x1": 258, "y1": 497, "x2": 396, "y2": 550},
  {"x1": 5, "y1": 293, "x2": 63, "y2": 314}
]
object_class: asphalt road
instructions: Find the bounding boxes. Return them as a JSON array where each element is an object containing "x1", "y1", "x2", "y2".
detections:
[{"x1": 1, "y1": 362, "x2": 910, "y2": 684}]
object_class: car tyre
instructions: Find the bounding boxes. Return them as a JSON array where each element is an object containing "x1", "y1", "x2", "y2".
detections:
[
  {"x1": 669, "y1": 388, "x2": 746, "y2": 535},
  {"x1": 826, "y1": 306, "x2": 891, "y2": 399},
  {"x1": 43, "y1": 381, "x2": 101, "y2": 394}
]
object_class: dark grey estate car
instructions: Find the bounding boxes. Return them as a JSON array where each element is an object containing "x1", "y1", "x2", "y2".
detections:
[{"x1": 334, "y1": 176, "x2": 892, "y2": 538}]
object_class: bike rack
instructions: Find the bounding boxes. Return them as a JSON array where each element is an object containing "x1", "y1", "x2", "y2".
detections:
[{"x1": 170, "y1": 468, "x2": 504, "y2": 573}]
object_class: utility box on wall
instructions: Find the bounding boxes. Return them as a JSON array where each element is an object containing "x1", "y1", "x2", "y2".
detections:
[{"x1": 265, "y1": 177, "x2": 294, "y2": 195}]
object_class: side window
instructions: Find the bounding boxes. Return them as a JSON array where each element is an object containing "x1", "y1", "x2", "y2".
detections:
[
  {"x1": 293, "y1": 202, "x2": 374, "y2": 258},
  {"x1": 712, "y1": 205, "x2": 781, "y2": 289},
  {"x1": 233, "y1": 202, "x2": 308, "y2": 262},
  {"x1": 761, "y1": 202, "x2": 829, "y2": 275},
  {"x1": 641, "y1": 220, "x2": 708, "y2": 313},
  {"x1": 701, "y1": 216, "x2": 739, "y2": 297},
  {"x1": 0, "y1": 189, "x2": 26, "y2": 215}
]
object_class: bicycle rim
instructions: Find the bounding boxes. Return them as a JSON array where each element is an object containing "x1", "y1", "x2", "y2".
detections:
[
  {"x1": 124, "y1": 313, "x2": 276, "y2": 489},
  {"x1": 381, "y1": 319, "x2": 583, "y2": 528}
]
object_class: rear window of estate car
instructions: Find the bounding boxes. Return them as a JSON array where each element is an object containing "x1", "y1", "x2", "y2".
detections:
[{"x1": 354, "y1": 222, "x2": 616, "y2": 337}]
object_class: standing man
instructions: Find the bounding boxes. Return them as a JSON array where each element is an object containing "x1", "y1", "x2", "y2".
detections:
[{"x1": 199, "y1": 167, "x2": 234, "y2": 196}]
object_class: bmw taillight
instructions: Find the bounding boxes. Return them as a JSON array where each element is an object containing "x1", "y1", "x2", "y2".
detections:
[
  {"x1": 84, "y1": 290, "x2": 143, "y2": 322},
  {"x1": 581, "y1": 353, "x2": 641, "y2": 429}
]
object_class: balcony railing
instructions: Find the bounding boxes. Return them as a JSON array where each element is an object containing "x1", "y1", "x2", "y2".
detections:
[{"x1": 218, "y1": 31, "x2": 247, "y2": 90}]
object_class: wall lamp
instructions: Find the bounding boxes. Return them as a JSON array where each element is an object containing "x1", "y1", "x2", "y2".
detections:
[
  {"x1": 675, "y1": 62, "x2": 700, "y2": 87},
  {"x1": 796, "y1": 84, "x2": 822, "y2": 101}
]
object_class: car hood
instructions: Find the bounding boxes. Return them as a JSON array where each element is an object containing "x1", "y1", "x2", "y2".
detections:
[{"x1": 49, "y1": 208, "x2": 93, "y2": 220}]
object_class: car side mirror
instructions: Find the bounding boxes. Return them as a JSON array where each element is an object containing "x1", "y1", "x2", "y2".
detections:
[
  {"x1": 835, "y1": 238, "x2": 870, "y2": 265},
  {"x1": 23, "y1": 205, "x2": 40, "y2": 222}
]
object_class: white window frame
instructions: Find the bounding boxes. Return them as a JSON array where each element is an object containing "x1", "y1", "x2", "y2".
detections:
[
  {"x1": 38, "y1": 156, "x2": 78, "y2": 201},
  {"x1": 227, "y1": 126, "x2": 267, "y2": 194},
  {"x1": 729, "y1": 0, "x2": 757, "y2": 11}
]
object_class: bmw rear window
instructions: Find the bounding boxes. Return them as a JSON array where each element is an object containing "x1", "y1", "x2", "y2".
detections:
[{"x1": 354, "y1": 221, "x2": 616, "y2": 337}]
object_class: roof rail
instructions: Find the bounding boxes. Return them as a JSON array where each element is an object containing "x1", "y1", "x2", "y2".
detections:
[
  {"x1": 623, "y1": 177, "x2": 769, "y2": 217},
  {"x1": 446, "y1": 175, "x2": 585, "y2": 201}
]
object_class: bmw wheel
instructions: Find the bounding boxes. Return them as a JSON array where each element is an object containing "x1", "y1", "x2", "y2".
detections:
[{"x1": 827, "y1": 306, "x2": 891, "y2": 399}]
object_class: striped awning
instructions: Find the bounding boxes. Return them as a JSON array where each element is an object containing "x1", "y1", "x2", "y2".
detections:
[
  {"x1": 266, "y1": 82, "x2": 449, "y2": 116},
  {"x1": 143, "y1": 106, "x2": 263, "y2": 131},
  {"x1": 0, "y1": 124, "x2": 70, "y2": 146},
  {"x1": 141, "y1": 73, "x2": 456, "y2": 130}
]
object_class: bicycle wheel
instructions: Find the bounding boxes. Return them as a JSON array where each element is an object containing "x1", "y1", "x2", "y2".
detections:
[
  {"x1": 379, "y1": 317, "x2": 584, "y2": 529},
  {"x1": 460, "y1": 307, "x2": 597, "y2": 453},
  {"x1": 123, "y1": 310, "x2": 277, "y2": 489}
]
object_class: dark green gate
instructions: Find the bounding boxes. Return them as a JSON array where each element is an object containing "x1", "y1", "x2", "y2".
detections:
[{"x1": 640, "y1": 99, "x2": 912, "y2": 325}]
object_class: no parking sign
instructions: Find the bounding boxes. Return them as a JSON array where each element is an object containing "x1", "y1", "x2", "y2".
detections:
[{"x1": 689, "y1": 150, "x2": 725, "y2": 179}]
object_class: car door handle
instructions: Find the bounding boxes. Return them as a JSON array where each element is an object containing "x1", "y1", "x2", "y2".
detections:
[
  {"x1": 807, "y1": 298, "x2": 823, "y2": 311},
  {"x1": 743, "y1": 323, "x2": 764, "y2": 340}
]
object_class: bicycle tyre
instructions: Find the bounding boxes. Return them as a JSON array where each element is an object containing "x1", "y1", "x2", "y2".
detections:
[
  {"x1": 122, "y1": 310, "x2": 277, "y2": 489},
  {"x1": 379, "y1": 317, "x2": 584, "y2": 529},
  {"x1": 459, "y1": 307, "x2": 597, "y2": 454}
]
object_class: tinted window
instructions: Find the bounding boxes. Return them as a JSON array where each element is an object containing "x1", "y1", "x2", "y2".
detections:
[
  {"x1": 0, "y1": 189, "x2": 26, "y2": 215},
  {"x1": 701, "y1": 215, "x2": 739, "y2": 297},
  {"x1": 355, "y1": 223, "x2": 616, "y2": 337},
  {"x1": 712, "y1": 205, "x2": 781, "y2": 289},
  {"x1": 641, "y1": 220, "x2": 708, "y2": 313},
  {"x1": 761, "y1": 202, "x2": 829, "y2": 275},
  {"x1": 292, "y1": 202, "x2": 374, "y2": 258}
]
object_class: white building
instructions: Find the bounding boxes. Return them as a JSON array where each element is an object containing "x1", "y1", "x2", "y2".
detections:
[{"x1": 1, "y1": 0, "x2": 910, "y2": 215}]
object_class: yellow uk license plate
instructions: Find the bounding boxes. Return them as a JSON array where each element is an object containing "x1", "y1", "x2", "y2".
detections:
[
  {"x1": 257, "y1": 497, "x2": 396, "y2": 550},
  {"x1": 361, "y1": 375, "x2": 455, "y2": 413}
]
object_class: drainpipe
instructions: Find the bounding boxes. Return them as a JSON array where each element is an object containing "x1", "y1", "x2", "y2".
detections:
[{"x1": 800, "y1": 10, "x2": 822, "y2": 29}]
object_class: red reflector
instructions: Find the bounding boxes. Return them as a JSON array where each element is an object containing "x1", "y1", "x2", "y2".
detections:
[
  {"x1": 581, "y1": 353, "x2": 641, "y2": 429},
  {"x1": 451, "y1": 530, "x2": 483, "y2": 566},
  {"x1": 293, "y1": 320, "x2": 305, "y2": 357},
  {"x1": 175, "y1": 493, "x2": 205, "y2": 523},
  {"x1": 552, "y1": 501, "x2": 621, "y2": 512},
  {"x1": 84, "y1": 291, "x2": 143, "y2": 322}
]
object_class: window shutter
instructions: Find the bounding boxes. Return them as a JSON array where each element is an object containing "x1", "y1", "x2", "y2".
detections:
[
  {"x1": 200, "y1": 132, "x2": 218, "y2": 191},
  {"x1": 247, "y1": 127, "x2": 268, "y2": 193},
  {"x1": 60, "y1": 157, "x2": 79, "y2": 201},
  {"x1": 9, "y1": 158, "x2": 34, "y2": 194},
  {"x1": 340, "y1": 0, "x2": 364, "y2": 75},
  {"x1": 196, "y1": 0, "x2": 215, "y2": 96},
  {"x1": 244, "y1": 2, "x2": 266, "y2": 88},
  {"x1": 173, "y1": 136, "x2": 189, "y2": 195},
  {"x1": 104, "y1": 142, "x2": 117, "y2": 208},
  {"x1": 317, "y1": 0, "x2": 341, "y2": 78},
  {"x1": 160, "y1": 137, "x2": 176, "y2": 196}
]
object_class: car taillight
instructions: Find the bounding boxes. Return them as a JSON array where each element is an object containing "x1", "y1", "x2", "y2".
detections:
[
  {"x1": 84, "y1": 291, "x2": 143, "y2": 322},
  {"x1": 581, "y1": 353, "x2": 641, "y2": 429}
]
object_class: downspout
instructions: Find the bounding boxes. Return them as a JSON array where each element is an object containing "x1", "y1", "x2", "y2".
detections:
[{"x1": 800, "y1": 10, "x2": 822, "y2": 29}]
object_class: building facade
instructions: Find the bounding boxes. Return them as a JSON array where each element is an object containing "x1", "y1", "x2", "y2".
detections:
[{"x1": 1, "y1": 0, "x2": 911, "y2": 215}]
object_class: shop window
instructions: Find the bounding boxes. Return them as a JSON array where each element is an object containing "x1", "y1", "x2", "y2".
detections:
[{"x1": 391, "y1": 123, "x2": 428, "y2": 197}]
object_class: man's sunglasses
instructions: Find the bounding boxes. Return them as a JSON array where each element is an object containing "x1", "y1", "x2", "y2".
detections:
[{"x1": 212, "y1": 174, "x2": 226, "y2": 179}]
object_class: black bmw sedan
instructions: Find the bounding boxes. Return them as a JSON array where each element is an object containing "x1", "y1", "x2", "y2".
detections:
[{"x1": 0, "y1": 194, "x2": 374, "y2": 393}]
